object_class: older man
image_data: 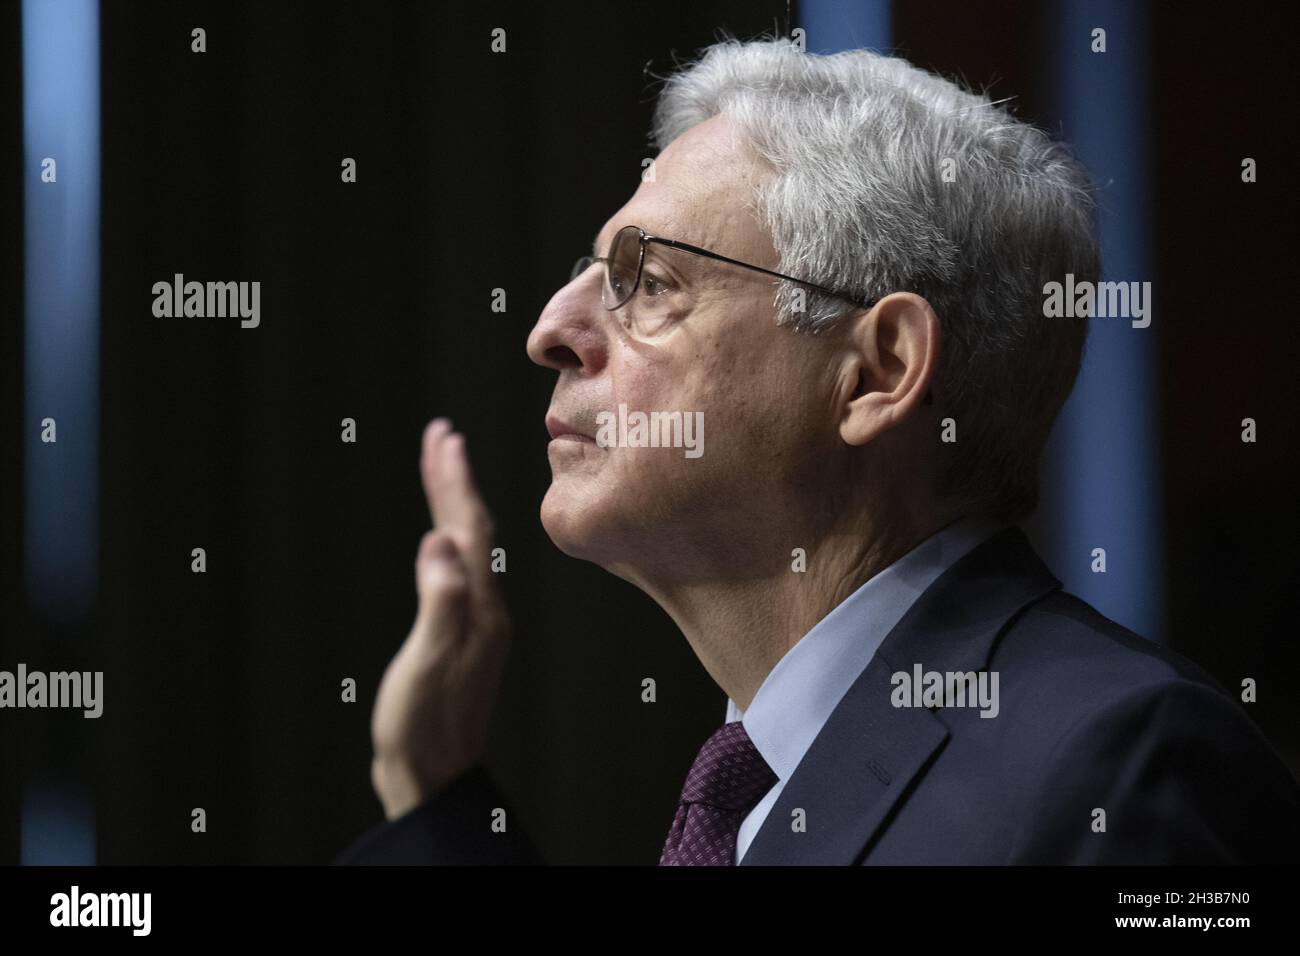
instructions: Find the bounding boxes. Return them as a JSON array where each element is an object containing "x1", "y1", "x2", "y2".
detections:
[{"x1": 338, "y1": 39, "x2": 1300, "y2": 865}]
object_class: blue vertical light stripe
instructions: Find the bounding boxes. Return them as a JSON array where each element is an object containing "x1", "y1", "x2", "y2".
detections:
[
  {"x1": 798, "y1": 0, "x2": 891, "y2": 54},
  {"x1": 21, "y1": 0, "x2": 100, "y2": 864},
  {"x1": 1038, "y1": 1, "x2": 1164, "y2": 642},
  {"x1": 20, "y1": 779, "x2": 96, "y2": 866}
]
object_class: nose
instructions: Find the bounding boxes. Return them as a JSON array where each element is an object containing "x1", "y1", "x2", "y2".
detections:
[{"x1": 526, "y1": 263, "x2": 610, "y2": 374}]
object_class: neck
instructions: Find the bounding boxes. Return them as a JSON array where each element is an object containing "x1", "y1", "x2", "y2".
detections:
[{"x1": 622, "y1": 507, "x2": 956, "y2": 712}]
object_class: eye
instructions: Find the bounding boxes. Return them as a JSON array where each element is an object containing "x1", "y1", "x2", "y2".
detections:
[{"x1": 641, "y1": 271, "x2": 673, "y2": 296}]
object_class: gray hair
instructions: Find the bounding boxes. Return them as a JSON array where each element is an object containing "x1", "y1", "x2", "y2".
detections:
[{"x1": 651, "y1": 38, "x2": 1098, "y2": 521}]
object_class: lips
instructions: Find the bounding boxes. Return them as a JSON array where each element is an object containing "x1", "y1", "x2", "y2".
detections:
[{"x1": 545, "y1": 413, "x2": 596, "y2": 443}]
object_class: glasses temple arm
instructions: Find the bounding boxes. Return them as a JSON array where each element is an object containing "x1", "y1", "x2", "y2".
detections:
[{"x1": 650, "y1": 236, "x2": 874, "y2": 310}]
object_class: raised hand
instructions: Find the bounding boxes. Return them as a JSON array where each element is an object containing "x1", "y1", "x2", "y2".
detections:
[{"x1": 369, "y1": 419, "x2": 513, "y2": 820}]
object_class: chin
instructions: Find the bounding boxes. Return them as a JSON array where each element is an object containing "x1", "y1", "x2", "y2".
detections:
[
  {"x1": 539, "y1": 485, "x2": 598, "y2": 560},
  {"x1": 541, "y1": 475, "x2": 647, "y2": 567}
]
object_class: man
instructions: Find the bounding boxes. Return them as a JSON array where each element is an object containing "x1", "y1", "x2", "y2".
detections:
[{"x1": 337, "y1": 39, "x2": 1300, "y2": 865}]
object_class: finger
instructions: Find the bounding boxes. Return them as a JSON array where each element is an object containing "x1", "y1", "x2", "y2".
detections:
[
  {"x1": 413, "y1": 531, "x2": 470, "y2": 651},
  {"x1": 419, "y1": 418, "x2": 453, "y2": 529},
  {"x1": 435, "y1": 434, "x2": 511, "y2": 635},
  {"x1": 421, "y1": 425, "x2": 506, "y2": 633},
  {"x1": 437, "y1": 433, "x2": 493, "y2": 542}
]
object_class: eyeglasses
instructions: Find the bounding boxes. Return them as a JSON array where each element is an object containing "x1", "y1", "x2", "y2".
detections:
[{"x1": 570, "y1": 224, "x2": 877, "y2": 339}]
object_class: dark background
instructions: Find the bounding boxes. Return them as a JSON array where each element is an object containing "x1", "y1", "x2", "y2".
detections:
[{"x1": 2, "y1": 0, "x2": 1296, "y2": 864}]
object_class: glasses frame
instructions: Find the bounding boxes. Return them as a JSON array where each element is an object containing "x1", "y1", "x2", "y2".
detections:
[
  {"x1": 570, "y1": 224, "x2": 932, "y2": 405},
  {"x1": 573, "y1": 224, "x2": 878, "y2": 314}
]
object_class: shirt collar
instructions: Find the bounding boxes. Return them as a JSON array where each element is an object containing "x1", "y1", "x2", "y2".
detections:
[{"x1": 725, "y1": 516, "x2": 1005, "y2": 782}]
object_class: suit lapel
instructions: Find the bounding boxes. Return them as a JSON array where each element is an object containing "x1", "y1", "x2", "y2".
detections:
[
  {"x1": 738, "y1": 527, "x2": 1061, "y2": 865},
  {"x1": 738, "y1": 654, "x2": 949, "y2": 865}
]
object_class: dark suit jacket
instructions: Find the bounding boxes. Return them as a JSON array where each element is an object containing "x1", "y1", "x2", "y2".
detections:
[{"x1": 335, "y1": 526, "x2": 1300, "y2": 865}]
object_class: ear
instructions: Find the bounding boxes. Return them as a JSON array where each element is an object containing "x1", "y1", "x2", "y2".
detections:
[{"x1": 836, "y1": 292, "x2": 940, "y2": 447}]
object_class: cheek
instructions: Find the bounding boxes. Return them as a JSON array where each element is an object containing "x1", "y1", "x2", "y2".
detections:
[
  {"x1": 592, "y1": 350, "x2": 706, "y2": 495},
  {"x1": 685, "y1": 340, "x2": 771, "y2": 460},
  {"x1": 596, "y1": 326, "x2": 809, "y2": 493},
  {"x1": 688, "y1": 338, "x2": 829, "y2": 488}
]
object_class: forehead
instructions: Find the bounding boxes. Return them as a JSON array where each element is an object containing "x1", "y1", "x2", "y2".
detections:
[{"x1": 593, "y1": 114, "x2": 774, "y2": 265}]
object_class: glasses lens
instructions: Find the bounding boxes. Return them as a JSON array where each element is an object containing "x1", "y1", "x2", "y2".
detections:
[{"x1": 603, "y1": 226, "x2": 641, "y2": 309}]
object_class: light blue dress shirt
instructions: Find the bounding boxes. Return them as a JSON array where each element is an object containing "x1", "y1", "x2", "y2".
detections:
[{"x1": 726, "y1": 516, "x2": 1005, "y2": 863}]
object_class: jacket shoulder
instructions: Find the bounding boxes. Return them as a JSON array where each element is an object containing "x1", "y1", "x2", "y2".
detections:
[{"x1": 995, "y1": 592, "x2": 1300, "y2": 863}]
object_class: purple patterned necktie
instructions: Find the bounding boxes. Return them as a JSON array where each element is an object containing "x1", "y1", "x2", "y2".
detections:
[{"x1": 659, "y1": 720, "x2": 777, "y2": 866}]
